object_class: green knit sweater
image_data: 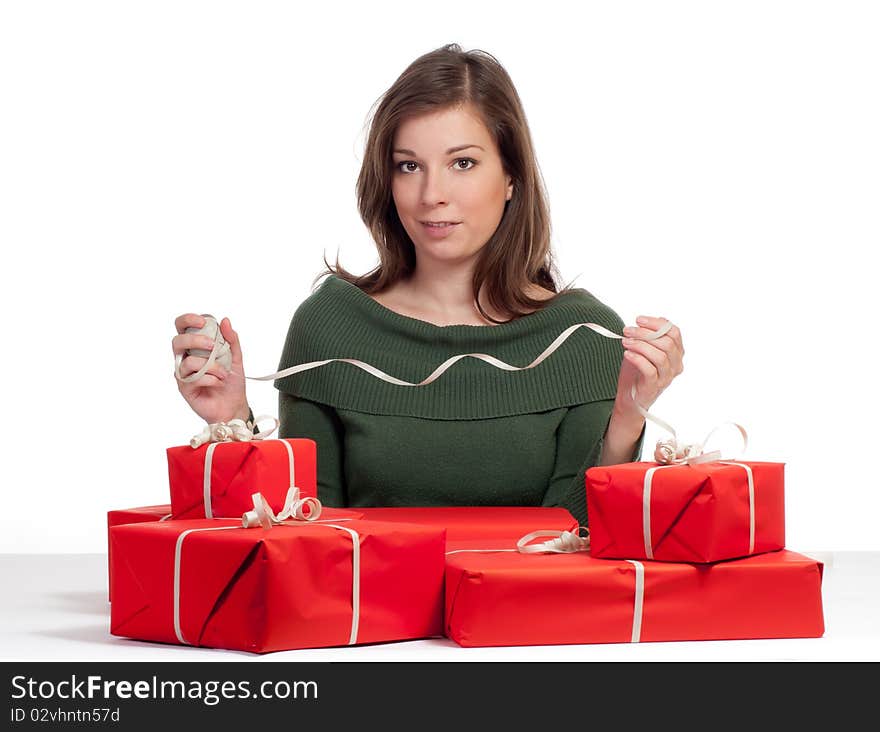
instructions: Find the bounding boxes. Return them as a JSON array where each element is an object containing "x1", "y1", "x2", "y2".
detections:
[{"x1": 274, "y1": 274, "x2": 645, "y2": 525}]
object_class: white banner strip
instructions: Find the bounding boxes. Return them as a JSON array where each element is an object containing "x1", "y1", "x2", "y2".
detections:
[
  {"x1": 203, "y1": 443, "x2": 220, "y2": 519},
  {"x1": 324, "y1": 524, "x2": 361, "y2": 645},
  {"x1": 173, "y1": 525, "x2": 240, "y2": 645},
  {"x1": 625, "y1": 559, "x2": 645, "y2": 643},
  {"x1": 278, "y1": 439, "x2": 295, "y2": 493},
  {"x1": 718, "y1": 461, "x2": 756, "y2": 554},
  {"x1": 642, "y1": 465, "x2": 676, "y2": 559}
]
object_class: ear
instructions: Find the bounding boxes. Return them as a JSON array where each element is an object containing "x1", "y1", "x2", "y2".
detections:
[{"x1": 505, "y1": 175, "x2": 514, "y2": 201}]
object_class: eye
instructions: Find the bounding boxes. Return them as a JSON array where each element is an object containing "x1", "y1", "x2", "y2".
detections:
[{"x1": 394, "y1": 158, "x2": 478, "y2": 174}]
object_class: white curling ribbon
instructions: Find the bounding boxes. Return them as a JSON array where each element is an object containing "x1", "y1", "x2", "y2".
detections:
[
  {"x1": 190, "y1": 415, "x2": 280, "y2": 449},
  {"x1": 175, "y1": 314, "x2": 673, "y2": 389},
  {"x1": 445, "y1": 527, "x2": 590, "y2": 556},
  {"x1": 516, "y1": 528, "x2": 590, "y2": 554},
  {"x1": 241, "y1": 486, "x2": 323, "y2": 529}
]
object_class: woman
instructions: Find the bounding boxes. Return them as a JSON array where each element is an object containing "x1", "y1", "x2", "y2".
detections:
[{"x1": 172, "y1": 43, "x2": 684, "y2": 525}]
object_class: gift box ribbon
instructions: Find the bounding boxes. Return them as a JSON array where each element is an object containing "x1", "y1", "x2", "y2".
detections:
[
  {"x1": 447, "y1": 529, "x2": 647, "y2": 643},
  {"x1": 172, "y1": 490, "x2": 361, "y2": 647},
  {"x1": 641, "y1": 426, "x2": 755, "y2": 559},
  {"x1": 197, "y1": 438, "x2": 297, "y2": 519}
]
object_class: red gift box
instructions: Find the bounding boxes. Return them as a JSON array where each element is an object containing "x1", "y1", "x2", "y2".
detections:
[
  {"x1": 166, "y1": 438, "x2": 317, "y2": 520},
  {"x1": 110, "y1": 517, "x2": 445, "y2": 653},
  {"x1": 355, "y1": 506, "x2": 578, "y2": 551},
  {"x1": 586, "y1": 460, "x2": 785, "y2": 563},
  {"x1": 445, "y1": 549, "x2": 824, "y2": 647},
  {"x1": 105, "y1": 503, "x2": 363, "y2": 601}
]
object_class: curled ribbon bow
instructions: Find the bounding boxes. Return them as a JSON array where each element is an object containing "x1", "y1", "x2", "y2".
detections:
[
  {"x1": 189, "y1": 415, "x2": 280, "y2": 449},
  {"x1": 650, "y1": 420, "x2": 749, "y2": 466},
  {"x1": 241, "y1": 486, "x2": 323, "y2": 529},
  {"x1": 445, "y1": 527, "x2": 591, "y2": 557},
  {"x1": 517, "y1": 528, "x2": 591, "y2": 554}
]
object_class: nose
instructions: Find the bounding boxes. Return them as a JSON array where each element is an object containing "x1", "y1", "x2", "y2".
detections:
[{"x1": 420, "y1": 169, "x2": 449, "y2": 207}]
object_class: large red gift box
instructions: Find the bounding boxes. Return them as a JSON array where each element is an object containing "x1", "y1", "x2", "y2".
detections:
[
  {"x1": 355, "y1": 506, "x2": 578, "y2": 551},
  {"x1": 445, "y1": 549, "x2": 824, "y2": 647},
  {"x1": 110, "y1": 517, "x2": 445, "y2": 653},
  {"x1": 166, "y1": 438, "x2": 317, "y2": 520},
  {"x1": 586, "y1": 460, "x2": 785, "y2": 563}
]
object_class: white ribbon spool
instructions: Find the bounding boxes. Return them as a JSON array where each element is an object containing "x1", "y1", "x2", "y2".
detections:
[{"x1": 175, "y1": 314, "x2": 232, "y2": 384}]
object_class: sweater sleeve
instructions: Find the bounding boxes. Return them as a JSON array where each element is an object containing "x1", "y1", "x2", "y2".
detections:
[
  {"x1": 542, "y1": 399, "x2": 647, "y2": 525},
  {"x1": 278, "y1": 390, "x2": 348, "y2": 508}
]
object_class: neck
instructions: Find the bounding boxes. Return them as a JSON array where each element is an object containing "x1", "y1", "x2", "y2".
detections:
[{"x1": 405, "y1": 260, "x2": 489, "y2": 321}]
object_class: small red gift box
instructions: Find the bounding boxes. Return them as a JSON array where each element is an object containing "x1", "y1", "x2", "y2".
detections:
[
  {"x1": 110, "y1": 517, "x2": 445, "y2": 653},
  {"x1": 585, "y1": 460, "x2": 785, "y2": 563},
  {"x1": 445, "y1": 549, "x2": 823, "y2": 647},
  {"x1": 355, "y1": 506, "x2": 578, "y2": 551},
  {"x1": 166, "y1": 438, "x2": 317, "y2": 520}
]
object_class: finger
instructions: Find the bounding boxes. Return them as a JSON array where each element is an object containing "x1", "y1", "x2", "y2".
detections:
[
  {"x1": 624, "y1": 338, "x2": 683, "y2": 383},
  {"x1": 184, "y1": 374, "x2": 224, "y2": 389},
  {"x1": 175, "y1": 313, "x2": 207, "y2": 334},
  {"x1": 171, "y1": 333, "x2": 220, "y2": 356},
  {"x1": 622, "y1": 328, "x2": 682, "y2": 353},
  {"x1": 624, "y1": 316, "x2": 674, "y2": 340},
  {"x1": 220, "y1": 317, "x2": 244, "y2": 366},
  {"x1": 622, "y1": 339, "x2": 667, "y2": 381},
  {"x1": 623, "y1": 350, "x2": 659, "y2": 383},
  {"x1": 178, "y1": 355, "x2": 227, "y2": 381}
]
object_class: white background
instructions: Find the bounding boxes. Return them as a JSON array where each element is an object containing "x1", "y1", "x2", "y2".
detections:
[{"x1": 1, "y1": 1, "x2": 877, "y2": 553}]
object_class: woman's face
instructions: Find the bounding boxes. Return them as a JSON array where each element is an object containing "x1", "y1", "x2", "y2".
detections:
[{"x1": 391, "y1": 103, "x2": 513, "y2": 270}]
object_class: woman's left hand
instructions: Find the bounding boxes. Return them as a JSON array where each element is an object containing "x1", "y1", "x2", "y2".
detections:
[{"x1": 616, "y1": 315, "x2": 685, "y2": 415}]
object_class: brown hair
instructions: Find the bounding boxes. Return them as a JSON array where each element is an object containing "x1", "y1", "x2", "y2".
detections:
[{"x1": 317, "y1": 42, "x2": 574, "y2": 324}]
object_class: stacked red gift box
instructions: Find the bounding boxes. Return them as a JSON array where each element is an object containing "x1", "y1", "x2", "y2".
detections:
[{"x1": 107, "y1": 434, "x2": 824, "y2": 652}]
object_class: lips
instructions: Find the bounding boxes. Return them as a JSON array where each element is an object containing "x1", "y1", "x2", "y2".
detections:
[{"x1": 420, "y1": 221, "x2": 460, "y2": 238}]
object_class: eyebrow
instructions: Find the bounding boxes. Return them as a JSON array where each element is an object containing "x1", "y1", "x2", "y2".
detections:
[{"x1": 392, "y1": 144, "x2": 485, "y2": 156}]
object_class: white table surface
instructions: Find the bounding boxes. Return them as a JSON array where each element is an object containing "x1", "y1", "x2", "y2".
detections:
[{"x1": 2, "y1": 551, "x2": 877, "y2": 662}]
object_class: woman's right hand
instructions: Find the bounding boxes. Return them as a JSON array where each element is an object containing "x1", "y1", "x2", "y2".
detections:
[{"x1": 172, "y1": 313, "x2": 250, "y2": 424}]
